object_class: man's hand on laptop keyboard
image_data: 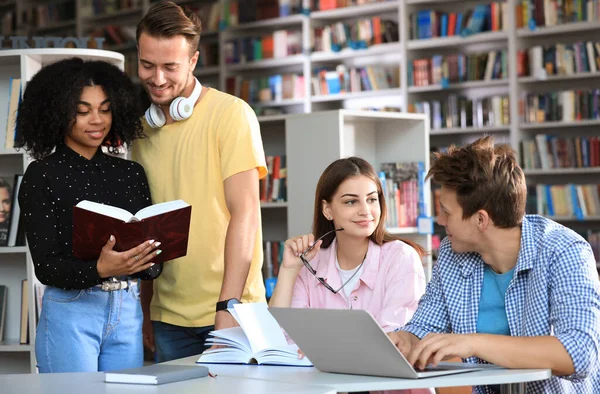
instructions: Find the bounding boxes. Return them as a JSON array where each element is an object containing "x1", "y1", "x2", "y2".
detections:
[
  {"x1": 387, "y1": 330, "x2": 419, "y2": 358},
  {"x1": 408, "y1": 333, "x2": 475, "y2": 370}
]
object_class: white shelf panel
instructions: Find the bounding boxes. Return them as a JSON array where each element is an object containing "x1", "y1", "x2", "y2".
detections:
[
  {"x1": 258, "y1": 114, "x2": 288, "y2": 123},
  {"x1": 408, "y1": 79, "x2": 507, "y2": 93},
  {"x1": 194, "y1": 66, "x2": 220, "y2": 77},
  {"x1": 0, "y1": 48, "x2": 124, "y2": 65},
  {"x1": 311, "y1": 1, "x2": 399, "y2": 20},
  {"x1": 224, "y1": 14, "x2": 306, "y2": 32},
  {"x1": 225, "y1": 54, "x2": 305, "y2": 71},
  {"x1": 312, "y1": 88, "x2": 402, "y2": 103},
  {"x1": 0, "y1": 247, "x2": 27, "y2": 254},
  {"x1": 388, "y1": 227, "x2": 420, "y2": 235},
  {"x1": 261, "y1": 202, "x2": 288, "y2": 208},
  {"x1": 430, "y1": 126, "x2": 509, "y2": 136},
  {"x1": 84, "y1": 7, "x2": 143, "y2": 22},
  {"x1": 408, "y1": 31, "x2": 507, "y2": 50},
  {"x1": 0, "y1": 340, "x2": 32, "y2": 353},
  {"x1": 252, "y1": 98, "x2": 305, "y2": 107},
  {"x1": 0, "y1": 149, "x2": 21, "y2": 156},
  {"x1": 517, "y1": 21, "x2": 600, "y2": 37},
  {"x1": 524, "y1": 167, "x2": 600, "y2": 175},
  {"x1": 519, "y1": 119, "x2": 600, "y2": 129},
  {"x1": 519, "y1": 72, "x2": 600, "y2": 83},
  {"x1": 311, "y1": 42, "x2": 401, "y2": 62}
]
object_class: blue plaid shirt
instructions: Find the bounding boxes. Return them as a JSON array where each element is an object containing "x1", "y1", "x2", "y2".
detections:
[{"x1": 402, "y1": 215, "x2": 600, "y2": 393}]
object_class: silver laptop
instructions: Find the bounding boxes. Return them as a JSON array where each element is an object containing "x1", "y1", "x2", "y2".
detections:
[{"x1": 269, "y1": 307, "x2": 488, "y2": 379}]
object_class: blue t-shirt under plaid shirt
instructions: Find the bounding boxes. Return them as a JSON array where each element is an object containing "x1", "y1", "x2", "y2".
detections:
[{"x1": 402, "y1": 215, "x2": 600, "y2": 394}]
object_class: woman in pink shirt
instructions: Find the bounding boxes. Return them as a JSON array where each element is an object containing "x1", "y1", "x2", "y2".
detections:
[{"x1": 269, "y1": 157, "x2": 432, "y2": 394}]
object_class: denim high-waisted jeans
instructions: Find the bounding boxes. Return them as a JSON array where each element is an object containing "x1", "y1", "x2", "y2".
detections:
[{"x1": 35, "y1": 280, "x2": 143, "y2": 373}]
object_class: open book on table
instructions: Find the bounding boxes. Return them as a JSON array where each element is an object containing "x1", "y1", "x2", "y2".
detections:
[
  {"x1": 196, "y1": 302, "x2": 313, "y2": 367},
  {"x1": 72, "y1": 200, "x2": 191, "y2": 265}
]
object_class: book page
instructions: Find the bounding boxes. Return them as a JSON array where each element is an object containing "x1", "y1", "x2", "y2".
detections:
[
  {"x1": 198, "y1": 327, "x2": 253, "y2": 363},
  {"x1": 204, "y1": 326, "x2": 252, "y2": 354},
  {"x1": 232, "y1": 303, "x2": 289, "y2": 355},
  {"x1": 76, "y1": 200, "x2": 133, "y2": 222},
  {"x1": 134, "y1": 200, "x2": 189, "y2": 221},
  {"x1": 255, "y1": 343, "x2": 313, "y2": 366}
]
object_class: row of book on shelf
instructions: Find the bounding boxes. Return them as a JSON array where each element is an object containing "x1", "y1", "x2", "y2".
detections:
[
  {"x1": 379, "y1": 161, "x2": 426, "y2": 229},
  {"x1": 410, "y1": 2, "x2": 507, "y2": 41},
  {"x1": 409, "y1": 50, "x2": 507, "y2": 88},
  {"x1": 262, "y1": 240, "x2": 283, "y2": 298},
  {"x1": 26, "y1": 2, "x2": 75, "y2": 30},
  {"x1": 516, "y1": 0, "x2": 600, "y2": 29},
  {"x1": 0, "y1": 278, "x2": 42, "y2": 345},
  {"x1": 260, "y1": 155, "x2": 287, "y2": 203},
  {"x1": 9, "y1": 0, "x2": 600, "y2": 43},
  {"x1": 518, "y1": 41, "x2": 600, "y2": 79},
  {"x1": 218, "y1": 0, "x2": 393, "y2": 28},
  {"x1": 88, "y1": 25, "x2": 136, "y2": 49},
  {"x1": 535, "y1": 183, "x2": 600, "y2": 219},
  {"x1": 225, "y1": 64, "x2": 398, "y2": 104},
  {"x1": 521, "y1": 135, "x2": 600, "y2": 170},
  {"x1": 409, "y1": 95, "x2": 510, "y2": 131},
  {"x1": 218, "y1": 0, "x2": 303, "y2": 28},
  {"x1": 0, "y1": 175, "x2": 24, "y2": 248},
  {"x1": 224, "y1": 30, "x2": 302, "y2": 65},
  {"x1": 519, "y1": 89, "x2": 600, "y2": 124},
  {"x1": 3, "y1": 78, "x2": 21, "y2": 150},
  {"x1": 223, "y1": 17, "x2": 398, "y2": 66},
  {"x1": 312, "y1": 18, "x2": 398, "y2": 53},
  {"x1": 313, "y1": 65, "x2": 398, "y2": 96}
]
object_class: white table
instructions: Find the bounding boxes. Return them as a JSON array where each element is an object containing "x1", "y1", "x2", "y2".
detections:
[
  {"x1": 0, "y1": 371, "x2": 337, "y2": 394},
  {"x1": 167, "y1": 355, "x2": 552, "y2": 394}
]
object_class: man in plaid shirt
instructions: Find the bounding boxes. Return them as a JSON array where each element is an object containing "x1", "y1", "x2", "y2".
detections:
[{"x1": 389, "y1": 136, "x2": 600, "y2": 393}]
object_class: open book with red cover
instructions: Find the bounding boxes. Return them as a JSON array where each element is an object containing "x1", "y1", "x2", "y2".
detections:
[{"x1": 72, "y1": 200, "x2": 191, "y2": 264}]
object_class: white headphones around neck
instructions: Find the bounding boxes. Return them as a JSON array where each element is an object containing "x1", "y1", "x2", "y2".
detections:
[{"x1": 145, "y1": 77, "x2": 202, "y2": 128}]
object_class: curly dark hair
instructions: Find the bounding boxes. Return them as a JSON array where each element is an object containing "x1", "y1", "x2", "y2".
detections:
[{"x1": 15, "y1": 57, "x2": 145, "y2": 160}]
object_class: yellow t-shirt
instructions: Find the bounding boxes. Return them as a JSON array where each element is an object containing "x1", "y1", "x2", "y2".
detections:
[{"x1": 132, "y1": 88, "x2": 268, "y2": 327}]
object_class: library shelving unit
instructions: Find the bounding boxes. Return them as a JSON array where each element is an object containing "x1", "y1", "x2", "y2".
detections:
[
  {"x1": 513, "y1": 3, "x2": 600, "y2": 255},
  {"x1": 284, "y1": 110, "x2": 433, "y2": 278},
  {"x1": 0, "y1": 48, "x2": 125, "y2": 374},
  {"x1": 259, "y1": 115, "x2": 289, "y2": 242},
  {"x1": 4, "y1": 1, "x2": 598, "y2": 262}
]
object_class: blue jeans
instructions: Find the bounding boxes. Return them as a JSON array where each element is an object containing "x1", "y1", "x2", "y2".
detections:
[
  {"x1": 35, "y1": 281, "x2": 143, "y2": 373},
  {"x1": 153, "y1": 321, "x2": 214, "y2": 362}
]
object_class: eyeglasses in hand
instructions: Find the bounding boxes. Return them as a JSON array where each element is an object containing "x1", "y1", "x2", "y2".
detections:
[{"x1": 299, "y1": 228, "x2": 366, "y2": 294}]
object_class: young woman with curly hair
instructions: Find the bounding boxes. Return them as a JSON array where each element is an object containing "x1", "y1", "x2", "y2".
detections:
[{"x1": 15, "y1": 57, "x2": 162, "y2": 373}]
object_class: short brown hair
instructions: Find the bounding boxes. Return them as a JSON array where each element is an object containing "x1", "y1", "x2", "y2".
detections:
[
  {"x1": 427, "y1": 136, "x2": 526, "y2": 228},
  {"x1": 313, "y1": 157, "x2": 425, "y2": 257},
  {"x1": 136, "y1": 0, "x2": 202, "y2": 54}
]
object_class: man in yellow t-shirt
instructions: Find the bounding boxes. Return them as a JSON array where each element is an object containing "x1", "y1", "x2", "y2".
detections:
[{"x1": 133, "y1": 1, "x2": 267, "y2": 362}]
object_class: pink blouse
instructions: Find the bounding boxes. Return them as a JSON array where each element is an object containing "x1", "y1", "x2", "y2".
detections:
[
  {"x1": 290, "y1": 238, "x2": 433, "y2": 394},
  {"x1": 291, "y1": 238, "x2": 426, "y2": 332}
]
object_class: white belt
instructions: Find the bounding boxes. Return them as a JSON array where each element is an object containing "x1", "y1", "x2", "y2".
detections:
[{"x1": 95, "y1": 280, "x2": 130, "y2": 292}]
